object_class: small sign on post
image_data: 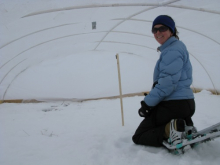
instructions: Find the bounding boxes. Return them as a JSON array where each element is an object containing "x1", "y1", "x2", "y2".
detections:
[
  {"x1": 116, "y1": 54, "x2": 124, "y2": 126},
  {"x1": 92, "y1": 22, "x2": 96, "y2": 30}
]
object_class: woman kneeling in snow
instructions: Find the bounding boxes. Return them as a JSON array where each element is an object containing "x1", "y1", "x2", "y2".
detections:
[{"x1": 132, "y1": 15, "x2": 195, "y2": 147}]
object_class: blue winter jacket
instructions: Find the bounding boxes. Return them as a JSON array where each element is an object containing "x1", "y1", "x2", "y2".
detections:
[{"x1": 144, "y1": 36, "x2": 194, "y2": 107}]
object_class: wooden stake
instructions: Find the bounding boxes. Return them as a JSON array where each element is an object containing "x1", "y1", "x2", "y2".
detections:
[{"x1": 116, "y1": 54, "x2": 124, "y2": 126}]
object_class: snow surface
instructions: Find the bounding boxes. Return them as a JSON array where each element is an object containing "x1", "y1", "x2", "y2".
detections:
[
  {"x1": 1, "y1": 0, "x2": 220, "y2": 100},
  {"x1": 0, "y1": 90, "x2": 220, "y2": 165}
]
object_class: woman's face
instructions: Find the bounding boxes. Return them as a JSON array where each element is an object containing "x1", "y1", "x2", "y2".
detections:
[{"x1": 153, "y1": 24, "x2": 173, "y2": 45}]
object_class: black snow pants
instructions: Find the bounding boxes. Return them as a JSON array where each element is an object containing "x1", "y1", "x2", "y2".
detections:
[{"x1": 132, "y1": 99, "x2": 195, "y2": 147}]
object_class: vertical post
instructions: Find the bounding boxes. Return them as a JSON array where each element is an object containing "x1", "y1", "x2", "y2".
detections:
[{"x1": 116, "y1": 54, "x2": 124, "y2": 126}]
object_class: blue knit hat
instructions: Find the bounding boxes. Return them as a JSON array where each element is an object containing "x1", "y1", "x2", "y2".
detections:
[{"x1": 152, "y1": 15, "x2": 175, "y2": 33}]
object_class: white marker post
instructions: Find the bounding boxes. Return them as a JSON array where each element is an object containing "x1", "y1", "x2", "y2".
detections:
[{"x1": 116, "y1": 54, "x2": 124, "y2": 126}]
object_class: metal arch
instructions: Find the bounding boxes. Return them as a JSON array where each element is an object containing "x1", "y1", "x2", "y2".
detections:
[
  {"x1": 97, "y1": 40, "x2": 155, "y2": 51},
  {"x1": 21, "y1": 2, "x2": 220, "y2": 18},
  {"x1": 1, "y1": 0, "x2": 219, "y2": 97},
  {"x1": 0, "y1": 29, "x2": 218, "y2": 95},
  {"x1": 0, "y1": 31, "x2": 107, "y2": 69},
  {"x1": 167, "y1": 4, "x2": 220, "y2": 15},
  {"x1": 96, "y1": 40, "x2": 219, "y2": 94},
  {"x1": 177, "y1": 26, "x2": 220, "y2": 45},
  {"x1": 2, "y1": 65, "x2": 30, "y2": 100},
  {"x1": 0, "y1": 23, "x2": 77, "y2": 49},
  {"x1": 2, "y1": 0, "x2": 216, "y2": 82},
  {"x1": 21, "y1": 3, "x2": 161, "y2": 18},
  {"x1": 0, "y1": 59, "x2": 27, "y2": 85},
  {"x1": 121, "y1": 18, "x2": 220, "y2": 46},
  {"x1": 92, "y1": 1, "x2": 219, "y2": 95},
  {"x1": 187, "y1": 52, "x2": 218, "y2": 95},
  {"x1": 93, "y1": 7, "x2": 157, "y2": 50},
  {"x1": 0, "y1": 20, "x2": 152, "y2": 69},
  {"x1": 1, "y1": 40, "x2": 218, "y2": 99},
  {"x1": 1, "y1": 44, "x2": 156, "y2": 100},
  {"x1": 1, "y1": 29, "x2": 156, "y2": 100},
  {"x1": 93, "y1": 0, "x2": 180, "y2": 50},
  {"x1": 117, "y1": 18, "x2": 220, "y2": 94},
  {"x1": 0, "y1": 30, "x2": 152, "y2": 70},
  {"x1": 4, "y1": 17, "x2": 220, "y2": 73},
  {"x1": 0, "y1": 32, "x2": 154, "y2": 86}
]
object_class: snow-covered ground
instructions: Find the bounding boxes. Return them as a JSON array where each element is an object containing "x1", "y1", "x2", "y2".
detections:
[
  {"x1": 1, "y1": 0, "x2": 220, "y2": 100},
  {"x1": 0, "y1": 90, "x2": 220, "y2": 165}
]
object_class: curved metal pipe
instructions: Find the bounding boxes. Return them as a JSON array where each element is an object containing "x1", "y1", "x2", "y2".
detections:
[{"x1": 21, "y1": 1, "x2": 219, "y2": 18}]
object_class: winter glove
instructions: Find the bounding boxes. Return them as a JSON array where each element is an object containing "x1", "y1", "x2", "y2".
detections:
[{"x1": 138, "y1": 101, "x2": 153, "y2": 117}]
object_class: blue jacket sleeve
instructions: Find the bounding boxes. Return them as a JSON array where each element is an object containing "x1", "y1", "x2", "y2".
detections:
[{"x1": 144, "y1": 50, "x2": 184, "y2": 106}]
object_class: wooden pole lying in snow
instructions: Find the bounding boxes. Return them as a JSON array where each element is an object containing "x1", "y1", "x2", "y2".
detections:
[{"x1": 116, "y1": 54, "x2": 124, "y2": 126}]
